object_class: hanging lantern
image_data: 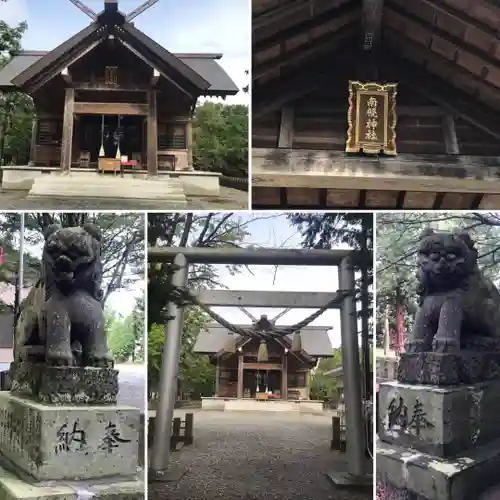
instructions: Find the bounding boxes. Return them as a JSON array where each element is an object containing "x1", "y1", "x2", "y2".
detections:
[
  {"x1": 292, "y1": 331, "x2": 302, "y2": 352},
  {"x1": 223, "y1": 335, "x2": 236, "y2": 354},
  {"x1": 257, "y1": 339, "x2": 268, "y2": 362}
]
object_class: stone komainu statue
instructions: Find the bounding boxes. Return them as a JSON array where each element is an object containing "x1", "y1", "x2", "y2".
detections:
[
  {"x1": 14, "y1": 223, "x2": 113, "y2": 367},
  {"x1": 408, "y1": 228, "x2": 500, "y2": 353}
]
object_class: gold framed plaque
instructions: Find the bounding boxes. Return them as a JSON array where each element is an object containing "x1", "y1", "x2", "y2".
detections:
[{"x1": 345, "y1": 81, "x2": 398, "y2": 155}]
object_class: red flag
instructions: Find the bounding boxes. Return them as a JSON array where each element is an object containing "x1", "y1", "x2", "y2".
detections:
[{"x1": 0, "y1": 248, "x2": 4, "y2": 265}]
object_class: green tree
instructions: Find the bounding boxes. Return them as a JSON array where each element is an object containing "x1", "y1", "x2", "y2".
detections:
[
  {"x1": 310, "y1": 348, "x2": 343, "y2": 401},
  {"x1": 148, "y1": 212, "x2": 271, "y2": 327},
  {"x1": 192, "y1": 102, "x2": 248, "y2": 177},
  {"x1": 148, "y1": 307, "x2": 215, "y2": 400},
  {"x1": 287, "y1": 213, "x2": 373, "y2": 399},
  {"x1": 0, "y1": 19, "x2": 33, "y2": 166}
]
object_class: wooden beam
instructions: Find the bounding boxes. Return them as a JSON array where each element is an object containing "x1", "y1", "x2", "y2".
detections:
[
  {"x1": 186, "y1": 119, "x2": 193, "y2": 169},
  {"x1": 252, "y1": 148, "x2": 500, "y2": 194},
  {"x1": 196, "y1": 289, "x2": 343, "y2": 309},
  {"x1": 60, "y1": 88, "x2": 75, "y2": 172},
  {"x1": 382, "y1": 50, "x2": 500, "y2": 142},
  {"x1": 151, "y1": 68, "x2": 160, "y2": 86},
  {"x1": 29, "y1": 39, "x2": 104, "y2": 93},
  {"x1": 253, "y1": 22, "x2": 357, "y2": 80},
  {"x1": 29, "y1": 118, "x2": 38, "y2": 165},
  {"x1": 442, "y1": 114, "x2": 460, "y2": 155},
  {"x1": 147, "y1": 90, "x2": 158, "y2": 175},
  {"x1": 74, "y1": 83, "x2": 150, "y2": 91},
  {"x1": 61, "y1": 67, "x2": 72, "y2": 84},
  {"x1": 73, "y1": 102, "x2": 148, "y2": 115},
  {"x1": 237, "y1": 354, "x2": 244, "y2": 399},
  {"x1": 278, "y1": 106, "x2": 294, "y2": 148}
]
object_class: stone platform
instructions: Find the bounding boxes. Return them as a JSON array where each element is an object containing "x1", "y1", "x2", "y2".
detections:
[
  {"x1": 0, "y1": 465, "x2": 144, "y2": 500},
  {"x1": 378, "y1": 380, "x2": 500, "y2": 457},
  {"x1": 398, "y1": 351, "x2": 500, "y2": 385},
  {"x1": 26, "y1": 173, "x2": 188, "y2": 208},
  {"x1": 9, "y1": 363, "x2": 119, "y2": 405},
  {"x1": 377, "y1": 436, "x2": 500, "y2": 500},
  {"x1": 0, "y1": 393, "x2": 139, "y2": 481}
]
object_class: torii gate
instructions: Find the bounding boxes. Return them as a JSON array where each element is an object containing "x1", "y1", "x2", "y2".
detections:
[{"x1": 148, "y1": 246, "x2": 370, "y2": 487}]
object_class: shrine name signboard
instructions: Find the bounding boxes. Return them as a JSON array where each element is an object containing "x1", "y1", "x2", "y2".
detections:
[{"x1": 346, "y1": 81, "x2": 397, "y2": 156}]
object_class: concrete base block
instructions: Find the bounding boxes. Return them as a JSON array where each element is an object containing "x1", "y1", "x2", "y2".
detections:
[
  {"x1": 326, "y1": 471, "x2": 372, "y2": 490},
  {"x1": 148, "y1": 465, "x2": 186, "y2": 483},
  {"x1": 0, "y1": 465, "x2": 144, "y2": 500},
  {"x1": 0, "y1": 393, "x2": 139, "y2": 480},
  {"x1": 377, "y1": 437, "x2": 500, "y2": 500},
  {"x1": 378, "y1": 380, "x2": 500, "y2": 457}
]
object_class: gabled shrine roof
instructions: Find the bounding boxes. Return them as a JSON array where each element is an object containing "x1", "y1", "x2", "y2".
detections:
[
  {"x1": 194, "y1": 324, "x2": 334, "y2": 358},
  {"x1": 0, "y1": 16, "x2": 239, "y2": 97}
]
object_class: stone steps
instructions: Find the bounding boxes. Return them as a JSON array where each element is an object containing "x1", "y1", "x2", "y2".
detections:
[{"x1": 27, "y1": 173, "x2": 188, "y2": 208}]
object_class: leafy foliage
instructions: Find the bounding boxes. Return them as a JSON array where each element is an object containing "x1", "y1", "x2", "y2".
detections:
[
  {"x1": 287, "y1": 213, "x2": 374, "y2": 399},
  {"x1": 192, "y1": 102, "x2": 248, "y2": 178},
  {"x1": 148, "y1": 307, "x2": 215, "y2": 400},
  {"x1": 148, "y1": 212, "x2": 271, "y2": 326},
  {"x1": 106, "y1": 298, "x2": 144, "y2": 363},
  {"x1": 310, "y1": 348, "x2": 343, "y2": 401},
  {"x1": 0, "y1": 19, "x2": 34, "y2": 166}
]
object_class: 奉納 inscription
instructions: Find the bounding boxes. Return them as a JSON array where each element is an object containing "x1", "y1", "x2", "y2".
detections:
[
  {"x1": 54, "y1": 420, "x2": 86, "y2": 454},
  {"x1": 98, "y1": 422, "x2": 131, "y2": 452},
  {"x1": 387, "y1": 396, "x2": 434, "y2": 436}
]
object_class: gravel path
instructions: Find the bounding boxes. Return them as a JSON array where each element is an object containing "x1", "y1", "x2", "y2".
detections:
[
  {"x1": 0, "y1": 187, "x2": 248, "y2": 210},
  {"x1": 149, "y1": 410, "x2": 372, "y2": 500},
  {"x1": 117, "y1": 363, "x2": 145, "y2": 411}
]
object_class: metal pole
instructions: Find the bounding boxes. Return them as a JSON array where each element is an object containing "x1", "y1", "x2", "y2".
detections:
[
  {"x1": 14, "y1": 214, "x2": 25, "y2": 324},
  {"x1": 148, "y1": 246, "x2": 350, "y2": 266},
  {"x1": 150, "y1": 253, "x2": 189, "y2": 474},
  {"x1": 338, "y1": 256, "x2": 365, "y2": 477}
]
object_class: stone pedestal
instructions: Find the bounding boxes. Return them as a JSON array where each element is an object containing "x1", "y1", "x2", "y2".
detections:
[
  {"x1": 377, "y1": 376, "x2": 500, "y2": 499},
  {"x1": 0, "y1": 392, "x2": 139, "y2": 481},
  {"x1": 0, "y1": 368, "x2": 144, "y2": 498},
  {"x1": 9, "y1": 362, "x2": 119, "y2": 405}
]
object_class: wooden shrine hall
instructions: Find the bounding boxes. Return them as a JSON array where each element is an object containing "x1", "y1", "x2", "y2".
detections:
[
  {"x1": 252, "y1": 0, "x2": 500, "y2": 209},
  {"x1": 0, "y1": 0, "x2": 238, "y2": 175},
  {"x1": 194, "y1": 323, "x2": 333, "y2": 409}
]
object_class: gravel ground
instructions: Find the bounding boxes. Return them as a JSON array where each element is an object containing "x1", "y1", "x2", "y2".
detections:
[
  {"x1": 149, "y1": 410, "x2": 372, "y2": 500},
  {"x1": 116, "y1": 363, "x2": 145, "y2": 411},
  {"x1": 0, "y1": 187, "x2": 248, "y2": 210}
]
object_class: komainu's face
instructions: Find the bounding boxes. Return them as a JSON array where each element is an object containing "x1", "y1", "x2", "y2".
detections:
[
  {"x1": 417, "y1": 233, "x2": 474, "y2": 288},
  {"x1": 45, "y1": 227, "x2": 98, "y2": 283}
]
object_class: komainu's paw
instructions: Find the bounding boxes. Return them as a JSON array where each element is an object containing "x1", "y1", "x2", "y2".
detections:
[
  {"x1": 46, "y1": 350, "x2": 74, "y2": 366},
  {"x1": 405, "y1": 340, "x2": 426, "y2": 353},
  {"x1": 432, "y1": 337, "x2": 460, "y2": 353},
  {"x1": 85, "y1": 352, "x2": 114, "y2": 369}
]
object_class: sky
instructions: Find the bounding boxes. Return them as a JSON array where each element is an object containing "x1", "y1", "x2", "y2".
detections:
[
  {"x1": 0, "y1": 0, "x2": 250, "y2": 105},
  {"x1": 203, "y1": 214, "x2": 354, "y2": 349}
]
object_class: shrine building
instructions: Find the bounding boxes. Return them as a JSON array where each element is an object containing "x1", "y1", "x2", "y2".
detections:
[
  {"x1": 252, "y1": 0, "x2": 500, "y2": 209},
  {"x1": 0, "y1": 0, "x2": 238, "y2": 176},
  {"x1": 194, "y1": 323, "x2": 333, "y2": 411}
]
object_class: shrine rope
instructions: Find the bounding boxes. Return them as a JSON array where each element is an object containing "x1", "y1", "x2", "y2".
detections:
[{"x1": 170, "y1": 286, "x2": 353, "y2": 339}]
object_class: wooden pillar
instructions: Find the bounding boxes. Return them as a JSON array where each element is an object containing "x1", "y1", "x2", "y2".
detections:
[
  {"x1": 29, "y1": 118, "x2": 38, "y2": 165},
  {"x1": 281, "y1": 354, "x2": 288, "y2": 400},
  {"x1": 186, "y1": 120, "x2": 193, "y2": 170},
  {"x1": 215, "y1": 359, "x2": 220, "y2": 397},
  {"x1": 60, "y1": 88, "x2": 75, "y2": 171},
  {"x1": 147, "y1": 90, "x2": 158, "y2": 175},
  {"x1": 305, "y1": 370, "x2": 311, "y2": 400},
  {"x1": 237, "y1": 354, "x2": 244, "y2": 399},
  {"x1": 278, "y1": 106, "x2": 294, "y2": 148}
]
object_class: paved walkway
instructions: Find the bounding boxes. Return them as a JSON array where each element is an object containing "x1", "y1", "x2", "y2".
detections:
[
  {"x1": 117, "y1": 363, "x2": 145, "y2": 411},
  {"x1": 0, "y1": 187, "x2": 248, "y2": 209},
  {"x1": 149, "y1": 410, "x2": 372, "y2": 500}
]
